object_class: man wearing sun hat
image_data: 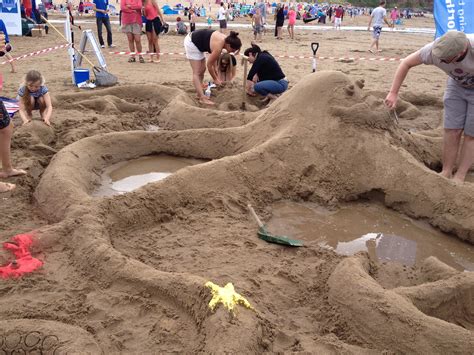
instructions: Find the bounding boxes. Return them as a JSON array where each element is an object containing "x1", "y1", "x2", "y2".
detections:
[{"x1": 385, "y1": 30, "x2": 474, "y2": 183}]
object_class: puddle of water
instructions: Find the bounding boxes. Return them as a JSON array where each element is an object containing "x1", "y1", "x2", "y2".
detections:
[
  {"x1": 266, "y1": 201, "x2": 474, "y2": 271},
  {"x1": 94, "y1": 154, "x2": 206, "y2": 196}
]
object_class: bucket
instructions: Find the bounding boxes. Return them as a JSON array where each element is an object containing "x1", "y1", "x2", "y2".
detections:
[{"x1": 74, "y1": 68, "x2": 90, "y2": 85}]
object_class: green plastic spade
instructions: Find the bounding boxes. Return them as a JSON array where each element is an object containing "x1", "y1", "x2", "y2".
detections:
[{"x1": 248, "y1": 204, "x2": 304, "y2": 247}]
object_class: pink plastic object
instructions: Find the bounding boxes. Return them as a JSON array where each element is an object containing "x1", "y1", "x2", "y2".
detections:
[{"x1": 0, "y1": 234, "x2": 43, "y2": 279}]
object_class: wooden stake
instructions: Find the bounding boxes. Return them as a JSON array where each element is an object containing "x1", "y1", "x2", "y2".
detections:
[{"x1": 241, "y1": 55, "x2": 249, "y2": 110}]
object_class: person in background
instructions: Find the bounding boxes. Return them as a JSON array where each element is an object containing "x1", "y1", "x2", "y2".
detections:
[
  {"x1": 93, "y1": 0, "x2": 115, "y2": 48},
  {"x1": 0, "y1": 19, "x2": 16, "y2": 73},
  {"x1": 252, "y1": 7, "x2": 263, "y2": 42},
  {"x1": 206, "y1": 15, "x2": 213, "y2": 29},
  {"x1": 385, "y1": 31, "x2": 474, "y2": 183},
  {"x1": 176, "y1": 17, "x2": 188, "y2": 35},
  {"x1": 120, "y1": 0, "x2": 144, "y2": 63},
  {"x1": 0, "y1": 75, "x2": 26, "y2": 193},
  {"x1": 78, "y1": 1, "x2": 84, "y2": 16},
  {"x1": 274, "y1": 4, "x2": 284, "y2": 39},
  {"x1": 390, "y1": 6, "x2": 398, "y2": 30},
  {"x1": 189, "y1": 8, "x2": 196, "y2": 32},
  {"x1": 333, "y1": 5, "x2": 343, "y2": 30},
  {"x1": 217, "y1": 2, "x2": 227, "y2": 34},
  {"x1": 287, "y1": 6, "x2": 296, "y2": 40},
  {"x1": 367, "y1": 0, "x2": 391, "y2": 53},
  {"x1": 143, "y1": 0, "x2": 165, "y2": 62},
  {"x1": 22, "y1": 0, "x2": 33, "y2": 18},
  {"x1": 17, "y1": 70, "x2": 52, "y2": 127},
  {"x1": 326, "y1": 6, "x2": 333, "y2": 22},
  {"x1": 244, "y1": 43, "x2": 288, "y2": 104},
  {"x1": 184, "y1": 29, "x2": 242, "y2": 105}
]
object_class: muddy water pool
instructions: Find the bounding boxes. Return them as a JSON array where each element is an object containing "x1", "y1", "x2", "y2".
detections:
[
  {"x1": 267, "y1": 201, "x2": 474, "y2": 271},
  {"x1": 94, "y1": 154, "x2": 207, "y2": 196}
]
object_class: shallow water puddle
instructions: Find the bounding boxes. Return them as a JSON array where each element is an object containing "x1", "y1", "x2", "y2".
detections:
[
  {"x1": 266, "y1": 201, "x2": 474, "y2": 271},
  {"x1": 94, "y1": 154, "x2": 206, "y2": 196}
]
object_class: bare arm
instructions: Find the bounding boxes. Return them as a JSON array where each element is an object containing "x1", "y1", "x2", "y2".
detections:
[
  {"x1": 208, "y1": 36, "x2": 225, "y2": 84},
  {"x1": 367, "y1": 15, "x2": 372, "y2": 29},
  {"x1": 18, "y1": 98, "x2": 31, "y2": 125},
  {"x1": 41, "y1": 92, "x2": 53, "y2": 126},
  {"x1": 384, "y1": 51, "x2": 423, "y2": 108}
]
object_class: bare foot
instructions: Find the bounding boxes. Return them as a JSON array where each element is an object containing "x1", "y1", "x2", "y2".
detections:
[
  {"x1": 439, "y1": 171, "x2": 452, "y2": 179},
  {"x1": 0, "y1": 168, "x2": 27, "y2": 178},
  {"x1": 452, "y1": 176, "x2": 465, "y2": 184},
  {"x1": 0, "y1": 182, "x2": 16, "y2": 193},
  {"x1": 199, "y1": 97, "x2": 215, "y2": 106}
]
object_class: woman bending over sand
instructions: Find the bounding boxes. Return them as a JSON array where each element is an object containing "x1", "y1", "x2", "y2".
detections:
[
  {"x1": 184, "y1": 29, "x2": 242, "y2": 105},
  {"x1": 18, "y1": 70, "x2": 53, "y2": 126},
  {"x1": 245, "y1": 43, "x2": 288, "y2": 103}
]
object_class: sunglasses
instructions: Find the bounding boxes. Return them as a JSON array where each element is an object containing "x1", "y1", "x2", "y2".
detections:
[{"x1": 441, "y1": 49, "x2": 467, "y2": 64}]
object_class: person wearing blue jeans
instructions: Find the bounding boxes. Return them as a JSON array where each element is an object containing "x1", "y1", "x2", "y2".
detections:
[
  {"x1": 245, "y1": 43, "x2": 288, "y2": 103},
  {"x1": 93, "y1": 0, "x2": 114, "y2": 48}
]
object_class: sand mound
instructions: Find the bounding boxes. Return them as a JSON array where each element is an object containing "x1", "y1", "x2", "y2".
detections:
[
  {"x1": 12, "y1": 71, "x2": 468, "y2": 352},
  {"x1": 328, "y1": 255, "x2": 474, "y2": 353}
]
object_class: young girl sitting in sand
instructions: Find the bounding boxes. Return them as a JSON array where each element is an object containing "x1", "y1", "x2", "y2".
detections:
[
  {"x1": 18, "y1": 70, "x2": 53, "y2": 126},
  {"x1": 217, "y1": 51, "x2": 237, "y2": 83},
  {"x1": 0, "y1": 75, "x2": 26, "y2": 193}
]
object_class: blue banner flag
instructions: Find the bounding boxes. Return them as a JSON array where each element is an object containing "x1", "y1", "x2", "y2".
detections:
[{"x1": 434, "y1": 0, "x2": 474, "y2": 38}]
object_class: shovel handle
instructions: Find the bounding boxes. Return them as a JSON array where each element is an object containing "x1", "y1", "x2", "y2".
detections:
[
  {"x1": 311, "y1": 42, "x2": 320, "y2": 56},
  {"x1": 247, "y1": 204, "x2": 264, "y2": 228}
]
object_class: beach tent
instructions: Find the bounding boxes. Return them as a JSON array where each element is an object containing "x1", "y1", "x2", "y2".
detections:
[{"x1": 162, "y1": 4, "x2": 179, "y2": 14}]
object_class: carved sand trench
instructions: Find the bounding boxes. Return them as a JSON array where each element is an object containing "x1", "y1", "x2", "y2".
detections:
[{"x1": 4, "y1": 72, "x2": 473, "y2": 353}]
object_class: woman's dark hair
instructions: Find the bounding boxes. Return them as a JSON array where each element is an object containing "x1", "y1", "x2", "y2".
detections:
[
  {"x1": 244, "y1": 43, "x2": 262, "y2": 57},
  {"x1": 224, "y1": 31, "x2": 242, "y2": 51}
]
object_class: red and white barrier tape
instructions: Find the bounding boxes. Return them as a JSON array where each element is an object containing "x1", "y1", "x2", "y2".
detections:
[
  {"x1": 0, "y1": 44, "x2": 69, "y2": 65},
  {"x1": 0, "y1": 44, "x2": 402, "y2": 66},
  {"x1": 108, "y1": 51, "x2": 403, "y2": 62}
]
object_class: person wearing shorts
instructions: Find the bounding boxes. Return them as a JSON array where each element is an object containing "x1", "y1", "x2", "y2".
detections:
[
  {"x1": 120, "y1": 0, "x2": 144, "y2": 62},
  {"x1": 367, "y1": 0, "x2": 391, "y2": 53},
  {"x1": 143, "y1": 0, "x2": 165, "y2": 63},
  {"x1": 217, "y1": 2, "x2": 227, "y2": 33},
  {"x1": 252, "y1": 7, "x2": 263, "y2": 41},
  {"x1": 184, "y1": 29, "x2": 242, "y2": 105},
  {"x1": 0, "y1": 19, "x2": 15, "y2": 73},
  {"x1": 385, "y1": 31, "x2": 474, "y2": 183}
]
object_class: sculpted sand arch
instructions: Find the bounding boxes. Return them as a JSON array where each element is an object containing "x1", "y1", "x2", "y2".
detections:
[{"x1": 30, "y1": 71, "x2": 473, "y2": 352}]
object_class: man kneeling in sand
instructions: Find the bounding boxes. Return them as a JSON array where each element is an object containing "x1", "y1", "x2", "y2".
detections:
[{"x1": 385, "y1": 31, "x2": 474, "y2": 183}]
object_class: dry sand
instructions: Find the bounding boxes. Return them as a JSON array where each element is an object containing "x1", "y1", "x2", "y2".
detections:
[{"x1": 0, "y1": 13, "x2": 473, "y2": 353}]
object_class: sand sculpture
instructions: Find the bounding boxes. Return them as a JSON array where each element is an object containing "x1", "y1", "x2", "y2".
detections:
[{"x1": 1, "y1": 71, "x2": 472, "y2": 353}]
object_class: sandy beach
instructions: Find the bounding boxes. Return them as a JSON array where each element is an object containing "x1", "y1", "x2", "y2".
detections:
[{"x1": 0, "y1": 10, "x2": 473, "y2": 354}]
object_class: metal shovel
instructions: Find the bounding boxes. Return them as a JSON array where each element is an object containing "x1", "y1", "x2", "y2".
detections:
[{"x1": 311, "y1": 42, "x2": 320, "y2": 73}]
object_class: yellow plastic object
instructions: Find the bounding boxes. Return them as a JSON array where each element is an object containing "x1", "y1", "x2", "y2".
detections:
[{"x1": 205, "y1": 281, "x2": 253, "y2": 313}]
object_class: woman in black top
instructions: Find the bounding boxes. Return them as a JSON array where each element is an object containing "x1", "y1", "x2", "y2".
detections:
[
  {"x1": 184, "y1": 29, "x2": 242, "y2": 105},
  {"x1": 245, "y1": 43, "x2": 288, "y2": 102},
  {"x1": 275, "y1": 4, "x2": 284, "y2": 39}
]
